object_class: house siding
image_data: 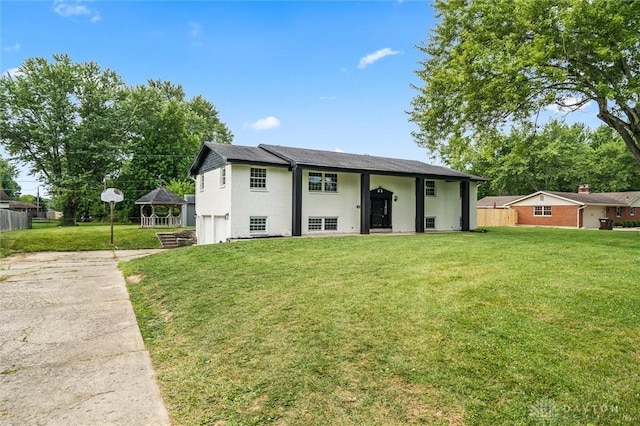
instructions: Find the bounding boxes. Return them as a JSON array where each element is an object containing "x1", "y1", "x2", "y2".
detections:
[
  {"x1": 302, "y1": 170, "x2": 360, "y2": 233},
  {"x1": 512, "y1": 205, "x2": 580, "y2": 227},
  {"x1": 370, "y1": 175, "x2": 416, "y2": 232},
  {"x1": 606, "y1": 206, "x2": 639, "y2": 222},
  {"x1": 424, "y1": 180, "x2": 464, "y2": 231},
  {"x1": 230, "y1": 164, "x2": 293, "y2": 238}
]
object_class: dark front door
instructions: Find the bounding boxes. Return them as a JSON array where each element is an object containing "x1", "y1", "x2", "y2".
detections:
[
  {"x1": 371, "y1": 198, "x2": 391, "y2": 228},
  {"x1": 370, "y1": 187, "x2": 393, "y2": 229}
]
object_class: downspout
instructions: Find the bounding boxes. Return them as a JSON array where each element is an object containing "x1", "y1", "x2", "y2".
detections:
[{"x1": 577, "y1": 205, "x2": 585, "y2": 228}]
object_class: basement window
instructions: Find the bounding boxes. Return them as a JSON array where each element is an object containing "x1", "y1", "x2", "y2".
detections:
[
  {"x1": 425, "y1": 217, "x2": 436, "y2": 229},
  {"x1": 534, "y1": 206, "x2": 552, "y2": 216},
  {"x1": 308, "y1": 217, "x2": 338, "y2": 231},
  {"x1": 249, "y1": 217, "x2": 267, "y2": 233}
]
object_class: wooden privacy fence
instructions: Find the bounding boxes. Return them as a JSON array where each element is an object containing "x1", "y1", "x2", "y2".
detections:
[
  {"x1": 477, "y1": 208, "x2": 518, "y2": 227},
  {"x1": 0, "y1": 209, "x2": 31, "y2": 232}
]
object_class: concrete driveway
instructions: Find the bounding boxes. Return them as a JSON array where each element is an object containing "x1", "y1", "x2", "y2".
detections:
[{"x1": 0, "y1": 250, "x2": 170, "y2": 425}]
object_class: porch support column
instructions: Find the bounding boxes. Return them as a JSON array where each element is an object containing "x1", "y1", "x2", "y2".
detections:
[
  {"x1": 360, "y1": 173, "x2": 370, "y2": 234},
  {"x1": 292, "y1": 166, "x2": 303, "y2": 236},
  {"x1": 415, "y1": 177, "x2": 425, "y2": 233},
  {"x1": 461, "y1": 180, "x2": 470, "y2": 231}
]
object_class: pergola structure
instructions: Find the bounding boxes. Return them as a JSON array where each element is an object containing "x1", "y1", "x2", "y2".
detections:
[{"x1": 135, "y1": 187, "x2": 186, "y2": 228}]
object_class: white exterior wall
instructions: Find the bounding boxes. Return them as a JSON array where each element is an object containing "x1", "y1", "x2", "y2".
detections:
[
  {"x1": 370, "y1": 175, "x2": 416, "y2": 232},
  {"x1": 229, "y1": 164, "x2": 292, "y2": 238},
  {"x1": 425, "y1": 180, "x2": 463, "y2": 231},
  {"x1": 583, "y1": 205, "x2": 607, "y2": 228},
  {"x1": 195, "y1": 165, "x2": 231, "y2": 244},
  {"x1": 302, "y1": 170, "x2": 360, "y2": 234}
]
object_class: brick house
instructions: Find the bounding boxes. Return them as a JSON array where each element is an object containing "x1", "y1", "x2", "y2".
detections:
[{"x1": 479, "y1": 185, "x2": 640, "y2": 228}]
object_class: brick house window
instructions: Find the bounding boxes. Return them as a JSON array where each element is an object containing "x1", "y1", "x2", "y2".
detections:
[
  {"x1": 534, "y1": 206, "x2": 552, "y2": 216},
  {"x1": 615, "y1": 206, "x2": 622, "y2": 217},
  {"x1": 631, "y1": 207, "x2": 636, "y2": 216}
]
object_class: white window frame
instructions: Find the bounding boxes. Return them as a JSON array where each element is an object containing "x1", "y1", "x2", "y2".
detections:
[
  {"x1": 425, "y1": 216, "x2": 436, "y2": 229},
  {"x1": 425, "y1": 180, "x2": 436, "y2": 197},
  {"x1": 308, "y1": 217, "x2": 338, "y2": 231},
  {"x1": 534, "y1": 206, "x2": 552, "y2": 216},
  {"x1": 250, "y1": 167, "x2": 267, "y2": 190},
  {"x1": 199, "y1": 174, "x2": 205, "y2": 192},
  {"x1": 220, "y1": 167, "x2": 226, "y2": 188},
  {"x1": 249, "y1": 216, "x2": 267, "y2": 233},
  {"x1": 631, "y1": 207, "x2": 636, "y2": 216},
  {"x1": 308, "y1": 172, "x2": 338, "y2": 193},
  {"x1": 615, "y1": 206, "x2": 622, "y2": 217}
]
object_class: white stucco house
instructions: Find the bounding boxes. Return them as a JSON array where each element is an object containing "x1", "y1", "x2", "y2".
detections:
[{"x1": 188, "y1": 143, "x2": 485, "y2": 244}]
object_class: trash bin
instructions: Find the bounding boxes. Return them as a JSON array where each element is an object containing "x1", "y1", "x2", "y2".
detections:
[{"x1": 599, "y1": 218, "x2": 613, "y2": 230}]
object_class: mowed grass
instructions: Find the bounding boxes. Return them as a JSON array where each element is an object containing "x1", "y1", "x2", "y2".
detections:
[
  {"x1": 0, "y1": 223, "x2": 164, "y2": 257},
  {"x1": 122, "y1": 228, "x2": 640, "y2": 425}
]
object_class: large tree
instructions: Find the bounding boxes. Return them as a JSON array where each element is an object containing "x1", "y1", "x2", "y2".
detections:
[
  {"x1": 0, "y1": 54, "x2": 128, "y2": 223},
  {"x1": 410, "y1": 0, "x2": 640, "y2": 166},
  {"x1": 115, "y1": 80, "x2": 232, "y2": 220},
  {"x1": 0, "y1": 157, "x2": 21, "y2": 198}
]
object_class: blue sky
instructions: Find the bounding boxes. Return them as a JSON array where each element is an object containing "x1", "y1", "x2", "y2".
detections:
[
  {"x1": 1, "y1": 0, "x2": 599, "y2": 196},
  {"x1": 1, "y1": 0, "x2": 438, "y2": 195}
]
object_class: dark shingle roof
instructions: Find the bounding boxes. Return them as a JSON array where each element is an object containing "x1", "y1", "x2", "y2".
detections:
[
  {"x1": 546, "y1": 191, "x2": 640, "y2": 206},
  {"x1": 502, "y1": 190, "x2": 640, "y2": 207},
  {"x1": 477, "y1": 195, "x2": 524, "y2": 208},
  {"x1": 206, "y1": 143, "x2": 290, "y2": 165},
  {"x1": 260, "y1": 144, "x2": 484, "y2": 180},
  {"x1": 189, "y1": 142, "x2": 485, "y2": 181},
  {"x1": 135, "y1": 187, "x2": 186, "y2": 205}
]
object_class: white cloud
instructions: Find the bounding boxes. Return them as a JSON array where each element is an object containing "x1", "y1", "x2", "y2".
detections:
[
  {"x1": 546, "y1": 96, "x2": 593, "y2": 113},
  {"x1": 3, "y1": 43, "x2": 21, "y2": 52},
  {"x1": 53, "y1": 1, "x2": 100, "y2": 23},
  {"x1": 246, "y1": 116, "x2": 281, "y2": 131},
  {"x1": 358, "y1": 48, "x2": 400, "y2": 69},
  {"x1": 2, "y1": 68, "x2": 23, "y2": 79},
  {"x1": 334, "y1": 148, "x2": 344, "y2": 153}
]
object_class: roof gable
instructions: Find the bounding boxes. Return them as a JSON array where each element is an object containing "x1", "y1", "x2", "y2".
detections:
[
  {"x1": 189, "y1": 142, "x2": 290, "y2": 175},
  {"x1": 504, "y1": 190, "x2": 640, "y2": 207}
]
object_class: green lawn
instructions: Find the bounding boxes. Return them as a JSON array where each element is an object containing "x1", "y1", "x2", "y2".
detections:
[
  {"x1": 0, "y1": 223, "x2": 165, "y2": 257},
  {"x1": 123, "y1": 227, "x2": 640, "y2": 425}
]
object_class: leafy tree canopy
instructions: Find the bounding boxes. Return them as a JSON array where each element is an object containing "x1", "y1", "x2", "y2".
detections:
[
  {"x1": 1, "y1": 55, "x2": 232, "y2": 223},
  {"x1": 0, "y1": 156, "x2": 21, "y2": 198},
  {"x1": 410, "y1": 0, "x2": 640, "y2": 166},
  {"x1": 0, "y1": 54, "x2": 127, "y2": 223},
  {"x1": 470, "y1": 121, "x2": 640, "y2": 198}
]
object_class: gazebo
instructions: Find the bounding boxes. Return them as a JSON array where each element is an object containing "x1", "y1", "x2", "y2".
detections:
[{"x1": 135, "y1": 187, "x2": 186, "y2": 228}]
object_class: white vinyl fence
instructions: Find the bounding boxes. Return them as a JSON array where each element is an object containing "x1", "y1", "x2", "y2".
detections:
[{"x1": 0, "y1": 210, "x2": 31, "y2": 232}]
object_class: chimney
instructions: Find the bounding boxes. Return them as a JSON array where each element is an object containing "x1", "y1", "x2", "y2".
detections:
[{"x1": 578, "y1": 184, "x2": 591, "y2": 194}]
